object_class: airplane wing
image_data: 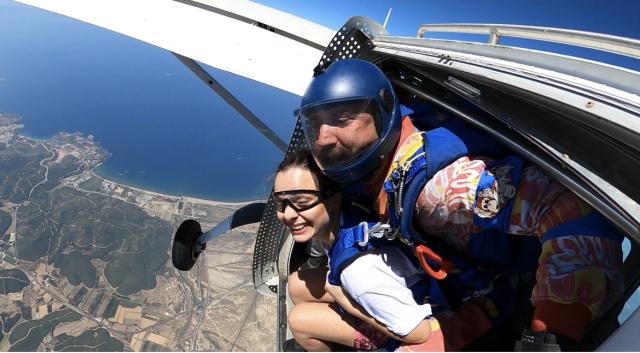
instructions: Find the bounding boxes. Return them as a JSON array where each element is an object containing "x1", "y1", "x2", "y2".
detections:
[{"x1": 14, "y1": 0, "x2": 335, "y2": 96}]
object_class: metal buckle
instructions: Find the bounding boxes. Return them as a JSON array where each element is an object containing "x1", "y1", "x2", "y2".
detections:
[
  {"x1": 356, "y1": 222, "x2": 394, "y2": 247},
  {"x1": 357, "y1": 221, "x2": 370, "y2": 247}
]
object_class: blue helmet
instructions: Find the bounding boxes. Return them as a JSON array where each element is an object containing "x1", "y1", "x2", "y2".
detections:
[{"x1": 300, "y1": 59, "x2": 401, "y2": 183}]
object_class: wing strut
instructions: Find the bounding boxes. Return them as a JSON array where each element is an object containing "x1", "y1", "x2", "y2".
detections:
[{"x1": 172, "y1": 52, "x2": 288, "y2": 153}]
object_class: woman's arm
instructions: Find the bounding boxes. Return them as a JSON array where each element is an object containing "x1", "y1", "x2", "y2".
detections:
[
  {"x1": 288, "y1": 266, "x2": 335, "y2": 304},
  {"x1": 325, "y1": 282, "x2": 432, "y2": 344}
]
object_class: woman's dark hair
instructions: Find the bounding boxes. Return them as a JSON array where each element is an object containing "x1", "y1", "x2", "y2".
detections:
[{"x1": 275, "y1": 149, "x2": 340, "y2": 194}]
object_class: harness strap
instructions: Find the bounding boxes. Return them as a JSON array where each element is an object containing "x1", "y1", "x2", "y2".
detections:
[
  {"x1": 541, "y1": 212, "x2": 624, "y2": 243},
  {"x1": 328, "y1": 221, "x2": 390, "y2": 286}
]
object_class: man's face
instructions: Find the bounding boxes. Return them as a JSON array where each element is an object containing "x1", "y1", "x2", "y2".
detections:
[{"x1": 303, "y1": 101, "x2": 380, "y2": 169}]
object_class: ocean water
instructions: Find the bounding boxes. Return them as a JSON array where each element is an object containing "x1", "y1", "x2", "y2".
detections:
[{"x1": 0, "y1": 0, "x2": 299, "y2": 202}]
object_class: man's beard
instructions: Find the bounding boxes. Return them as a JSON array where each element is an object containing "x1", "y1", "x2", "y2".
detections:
[{"x1": 314, "y1": 144, "x2": 353, "y2": 168}]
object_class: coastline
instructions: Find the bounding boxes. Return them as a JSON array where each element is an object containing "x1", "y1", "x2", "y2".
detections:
[
  {"x1": 28, "y1": 134, "x2": 266, "y2": 206},
  {"x1": 91, "y1": 169, "x2": 264, "y2": 208},
  {"x1": 93, "y1": 155, "x2": 271, "y2": 205},
  {"x1": 1, "y1": 114, "x2": 269, "y2": 207}
]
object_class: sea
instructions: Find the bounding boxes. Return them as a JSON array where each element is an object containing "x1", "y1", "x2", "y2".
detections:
[{"x1": 0, "y1": 0, "x2": 299, "y2": 202}]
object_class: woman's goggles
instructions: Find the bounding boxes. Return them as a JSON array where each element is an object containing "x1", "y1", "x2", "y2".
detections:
[{"x1": 272, "y1": 189, "x2": 332, "y2": 213}]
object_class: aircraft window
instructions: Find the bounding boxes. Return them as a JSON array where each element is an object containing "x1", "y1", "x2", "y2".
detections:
[
  {"x1": 622, "y1": 238, "x2": 631, "y2": 264},
  {"x1": 618, "y1": 237, "x2": 640, "y2": 324}
]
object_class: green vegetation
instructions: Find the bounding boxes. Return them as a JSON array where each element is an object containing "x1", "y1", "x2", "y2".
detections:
[
  {"x1": 0, "y1": 141, "x2": 49, "y2": 204},
  {"x1": 31, "y1": 155, "x2": 82, "y2": 198},
  {"x1": 9, "y1": 308, "x2": 81, "y2": 351},
  {"x1": 77, "y1": 175, "x2": 103, "y2": 193},
  {"x1": 115, "y1": 297, "x2": 140, "y2": 308},
  {"x1": 0, "y1": 209, "x2": 11, "y2": 235},
  {"x1": 1, "y1": 313, "x2": 21, "y2": 343},
  {"x1": 0, "y1": 269, "x2": 29, "y2": 295},
  {"x1": 2, "y1": 313, "x2": 21, "y2": 333},
  {"x1": 52, "y1": 251, "x2": 96, "y2": 288},
  {"x1": 54, "y1": 328, "x2": 124, "y2": 351},
  {"x1": 104, "y1": 222, "x2": 171, "y2": 295},
  {"x1": 5, "y1": 138, "x2": 172, "y2": 295},
  {"x1": 17, "y1": 183, "x2": 172, "y2": 294}
]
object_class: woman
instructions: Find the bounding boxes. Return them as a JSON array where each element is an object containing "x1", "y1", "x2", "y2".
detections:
[{"x1": 273, "y1": 150, "x2": 444, "y2": 352}]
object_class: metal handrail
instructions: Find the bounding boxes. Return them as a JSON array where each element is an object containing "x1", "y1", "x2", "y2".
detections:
[{"x1": 417, "y1": 23, "x2": 640, "y2": 59}]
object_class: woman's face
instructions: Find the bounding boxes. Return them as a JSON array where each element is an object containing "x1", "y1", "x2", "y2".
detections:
[{"x1": 274, "y1": 167, "x2": 335, "y2": 243}]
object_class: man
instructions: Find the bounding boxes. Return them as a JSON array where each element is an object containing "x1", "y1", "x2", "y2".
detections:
[{"x1": 298, "y1": 58, "x2": 624, "y2": 350}]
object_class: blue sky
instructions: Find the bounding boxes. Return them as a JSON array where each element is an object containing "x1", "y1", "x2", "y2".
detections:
[
  {"x1": 255, "y1": 0, "x2": 640, "y2": 37},
  {"x1": 256, "y1": 0, "x2": 640, "y2": 71}
]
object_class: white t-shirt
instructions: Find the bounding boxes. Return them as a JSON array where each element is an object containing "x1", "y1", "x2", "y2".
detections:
[{"x1": 339, "y1": 246, "x2": 432, "y2": 337}]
